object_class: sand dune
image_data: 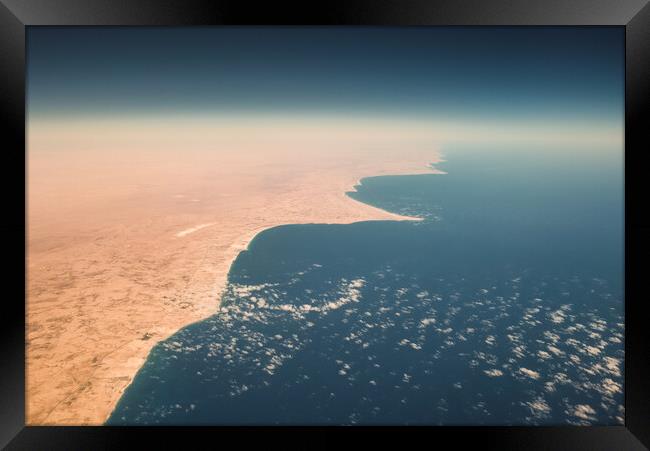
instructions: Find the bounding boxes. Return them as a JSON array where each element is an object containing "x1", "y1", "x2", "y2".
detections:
[{"x1": 26, "y1": 118, "x2": 442, "y2": 424}]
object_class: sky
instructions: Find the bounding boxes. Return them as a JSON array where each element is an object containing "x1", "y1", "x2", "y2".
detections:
[
  {"x1": 27, "y1": 27, "x2": 623, "y2": 119},
  {"x1": 26, "y1": 27, "x2": 624, "y2": 151}
]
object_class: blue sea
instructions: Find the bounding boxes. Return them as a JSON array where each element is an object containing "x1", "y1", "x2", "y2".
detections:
[{"x1": 107, "y1": 147, "x2": 624, "y2": 425}]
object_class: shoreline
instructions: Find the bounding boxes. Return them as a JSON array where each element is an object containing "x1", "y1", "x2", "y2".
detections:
[
  {"x1": 103, "y1": 168, "x2": 436, "y2": 422},
  {"x1": 27, "y1": 137, "x2": 442, "y2": 425}
]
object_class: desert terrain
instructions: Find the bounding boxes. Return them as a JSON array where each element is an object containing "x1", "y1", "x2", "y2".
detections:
[{"x1": 26, "y1": 116, "x2": 442, "y2": 424}]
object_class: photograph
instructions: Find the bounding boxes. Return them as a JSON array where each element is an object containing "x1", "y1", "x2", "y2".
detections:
[{"x1": 26, "y1": 26, "x2": 625, "y2": 426}]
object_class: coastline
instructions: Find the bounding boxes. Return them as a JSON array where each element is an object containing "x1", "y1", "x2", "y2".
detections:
[
  {"x1": 103, "y1": 170, "x2": 432, "y2": 422},
  {"x1": 27, "y1": 131, "x2": 442, "y2": 424}
]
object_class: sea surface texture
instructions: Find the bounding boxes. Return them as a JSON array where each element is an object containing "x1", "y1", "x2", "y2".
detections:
[{"x1": 108, "y1": 149, "x2": 623, "y2": 425}]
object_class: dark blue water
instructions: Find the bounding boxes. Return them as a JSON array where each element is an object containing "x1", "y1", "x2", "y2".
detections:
[{"x1": 107, "y1": 149, "x2": 623, "y2": 425}]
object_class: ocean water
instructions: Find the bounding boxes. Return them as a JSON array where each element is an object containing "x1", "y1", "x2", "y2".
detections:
[{"x1": 107, "y1": 148, "x2": 624, "y2": 425}]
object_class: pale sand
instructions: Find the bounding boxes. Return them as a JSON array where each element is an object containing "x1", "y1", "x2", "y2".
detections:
[
  {"x1": 176, "y1": 223, "x2": 218, "y2": 238},
  {"x1": 26, "y1": 118, "x2": 443, "y2": 424}
]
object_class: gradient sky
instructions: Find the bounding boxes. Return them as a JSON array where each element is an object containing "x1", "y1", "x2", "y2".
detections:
[{"x1": 27, "y1": 27, "x2": 623, "y2": 126}]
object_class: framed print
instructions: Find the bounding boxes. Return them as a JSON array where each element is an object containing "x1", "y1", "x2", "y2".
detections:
[{"x1": 2, "y1": 0, "x2": 649, "y2": 449}]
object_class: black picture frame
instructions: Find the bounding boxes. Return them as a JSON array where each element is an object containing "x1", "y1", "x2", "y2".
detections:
[{"x1": 2, "y1": 0, "x2": 649, "y2": 449}]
